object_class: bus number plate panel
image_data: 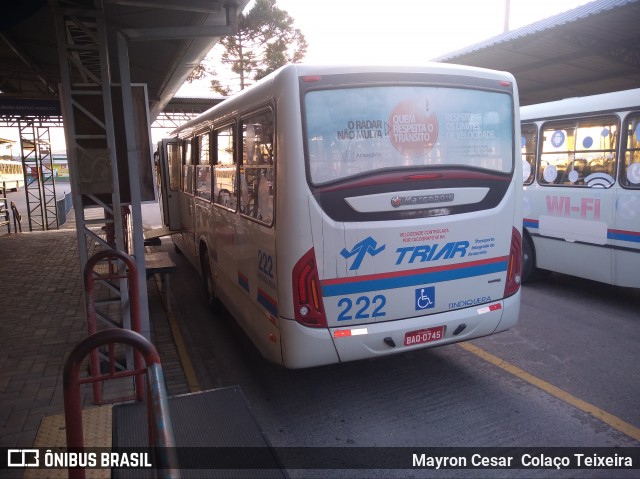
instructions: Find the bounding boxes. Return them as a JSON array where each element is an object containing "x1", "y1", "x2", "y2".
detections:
[{"x1": 404, "y1": 326, "x2": 444, "y2": 346}]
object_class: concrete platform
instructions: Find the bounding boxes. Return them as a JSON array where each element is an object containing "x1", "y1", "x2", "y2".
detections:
[{"x1": 0, "y1": 227, "x2": 190, "y2": 448}]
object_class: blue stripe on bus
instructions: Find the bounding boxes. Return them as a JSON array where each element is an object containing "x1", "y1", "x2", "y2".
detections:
[
  {"x1": 523, "y1": 218, "x2": 539, "y2": 229},
  {"x1": 257, "y1": 289, "x2": 278, "y2": 316},
  {"x1": 608, "y1": 229, "x2": 640, "y2": 243},
  {"x1": 321, "y1": 257, "x2": 509, "y2": 297},
  {"x1": 238, "y1": 272, "x2": 249, "y2": 292}
]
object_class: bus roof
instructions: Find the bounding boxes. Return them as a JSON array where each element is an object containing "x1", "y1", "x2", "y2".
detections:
[{"x1": 520, "y1": 88, "x2": 640, "y2": 122}]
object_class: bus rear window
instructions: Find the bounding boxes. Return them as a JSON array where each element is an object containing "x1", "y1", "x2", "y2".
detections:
[{"x1": 303, "y1": 86, "x2": 513, "y2": 185}]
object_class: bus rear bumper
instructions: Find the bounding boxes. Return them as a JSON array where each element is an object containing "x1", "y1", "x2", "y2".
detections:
[
  {"x1": 277, "y1": 291, "x2": 520, "y2": 368},
  {"x1": 330, "y1": 295, "x2": 520, "y2": 364}
]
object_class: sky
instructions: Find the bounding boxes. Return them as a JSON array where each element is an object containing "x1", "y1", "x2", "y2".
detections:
[
  {"x1": 1, "y1": 0, "x2": 591, "y2": 151},
  {"x1": 179, "y1": 0, "x2": 590, "y2": 95},
  {"x1": 272, "y1": 0, "x2": 589, "y2": 64}
]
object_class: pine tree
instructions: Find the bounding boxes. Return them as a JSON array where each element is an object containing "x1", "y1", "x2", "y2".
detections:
[{"x1": 187, "y1": 0, "x2": 307, "y2": 95}]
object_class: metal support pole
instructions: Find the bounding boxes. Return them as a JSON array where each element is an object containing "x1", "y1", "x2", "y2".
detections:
[{"x1": 117, "y1": 31, "x2": 151, "y2": 339}]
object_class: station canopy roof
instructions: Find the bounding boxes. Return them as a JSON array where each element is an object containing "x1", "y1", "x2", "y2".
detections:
[
  {"x1": 1, "y1": 0, "x2": 637, "y2": 118},
  {"x1": 0, "y1": 0, "x2": 249, "y2": 121},
  {"x1": 436, "y1": 0, "x2": 640, "y2": 105}
]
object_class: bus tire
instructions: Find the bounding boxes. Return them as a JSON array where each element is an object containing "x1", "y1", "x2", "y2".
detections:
[
  {"x1": 522, "y1": 233, "x2": 550, "y2": 283},
  {"x1": 201, "y1": 250, "x2": 220, "y2": 311}
]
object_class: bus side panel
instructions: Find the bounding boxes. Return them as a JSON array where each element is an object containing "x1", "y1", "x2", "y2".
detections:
[
  {"x1": 613, "y1": 250, "x2": 640, "y2": 287},
  {"x1": 612, "y1": 189, "x2": 640, "y2": 287},
  {"x1": 209, "y1": 204, "x2": 283, "y2": 364},
  {"x1": 532, "y1": 236, "x2": 613, "y2": 283},
  {"x1": 269, "y1": 68, "x2": 345, "y2": 367},
  {"x1": 272, "y1": 66, "x2": 318, "y2": 323},
  {"x1": 524, "y1": 184, "x2": 614, "y2": 283},
  {"x1": 237, "y1": 218, "x2": 282, "y2": 364}
]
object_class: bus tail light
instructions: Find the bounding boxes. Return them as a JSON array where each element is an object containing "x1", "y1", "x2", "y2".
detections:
[
  {"x1": 504, "y1": 227, "x2": 522, "y2": 298},
  {"x1": 292, "y1": 248, "x2": 327, "y2": 328}
]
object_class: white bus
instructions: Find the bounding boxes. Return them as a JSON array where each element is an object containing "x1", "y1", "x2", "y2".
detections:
[
  {"x1": 0, "y1": 159, "x2": 25, "y2": 191},
  {"x1": 521, "y1": 88, "x2": 640, "y2": 288},
  {"x1": 158, "y1": 64, "x2": 522, "y2": 368}
]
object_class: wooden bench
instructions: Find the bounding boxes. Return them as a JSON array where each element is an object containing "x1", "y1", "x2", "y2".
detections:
[{"x1": 144, "y1": 251, "x2": 176, "y2": 312}]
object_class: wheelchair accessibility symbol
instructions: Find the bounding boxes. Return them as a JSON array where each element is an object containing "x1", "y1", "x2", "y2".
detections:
[{"x1": 415, "y1": 287, "x2": 435, "y2": 310}]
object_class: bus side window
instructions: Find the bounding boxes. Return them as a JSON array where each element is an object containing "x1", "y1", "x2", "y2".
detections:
[
  {"x1": 213, "y1": 125, "x2": 237, "y2": 210},
  {"x1": 539, "y1": 117, "x2": 618, "y2": 187},
  {"x1": 182, "y1": 140, "x2": 194, "y2": 195},
  {"x1": 539, "y1": 124, "x2": 574, "y2": 185},
  {"x1": 196, "y1": 132, "x2": 212, "y2": 201},
  {"x1": 621, "y1": 113, "x2": 640, "y2": 189},
  {"x1": 240, "y1": 109, "x2": 274, "y2": 225},
  {"x1": 577, "y1": 118, "x2": 617, "y2": 185},
  {"x1": 521, "y1": 123, "x2": 536, "y2": 185},
  {"x1": 167, "y1": 143, "x2": 182, "y2": 191}
]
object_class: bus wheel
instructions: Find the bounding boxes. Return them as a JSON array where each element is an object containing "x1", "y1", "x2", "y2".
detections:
[
  {"x1": 201, "y1": 251, "x2": 219, "y2": 310},
  {"x1": 522, "y1": 234, "x2": 535, "y2": 283},
  {"x1": 522, "y1": 234, "x2": 550, "y2": 282}
]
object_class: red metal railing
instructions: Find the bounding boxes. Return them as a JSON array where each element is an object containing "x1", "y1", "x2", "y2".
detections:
[
  {"x1": 63, "y1": 328, "x2": 179, "y2": 479},
  {"x1": 83, "y1": 249, "x2": 144, "y2": 404}
]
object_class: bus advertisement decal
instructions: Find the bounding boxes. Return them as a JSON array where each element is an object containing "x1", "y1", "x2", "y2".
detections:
[
  {"x1": 545, "y1": 195, "x2": 602, "y2": 220},
  {"x1": 322, "y1": 256, "x2": 509, "y2": 297}
]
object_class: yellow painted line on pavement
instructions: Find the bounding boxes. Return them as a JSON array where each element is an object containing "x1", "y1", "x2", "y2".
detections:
[
  {"x1": 153, "y1": 271, "x2": 201, "y2": 393},
  {"x1": 167, "y1": 308, "x2": 201, "y2": 392},
  {"x1": 459, "y1": 341, "x2": 640, "y2": 442}
]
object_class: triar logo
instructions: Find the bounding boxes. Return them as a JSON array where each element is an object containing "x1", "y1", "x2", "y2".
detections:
[{"x1": 340, "y1": 236, "x2": 385, "y2": 271}]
